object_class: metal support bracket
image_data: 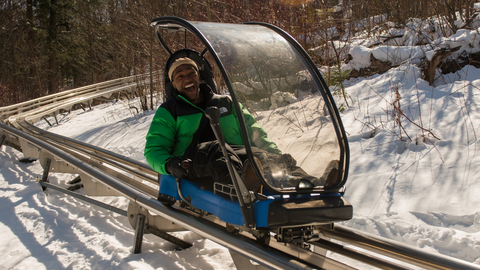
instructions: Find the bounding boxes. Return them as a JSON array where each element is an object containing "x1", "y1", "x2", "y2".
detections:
[
  {"x1": 42, "y1": 116, "x2": 53, "y2": 127},
  {"x1": 0, "y1": 132, "x2": 22, "y2": 152},
  {"x1": 40, "y1": 158, "x2": 51, "y2": 191},
  {"x1": 53, "y1": 111, "x2": 59, "y2": 125},
  {"x1": 127, "y1": 201, "x2": 191, "y2": 249},
  {"x1": 145, "y1": 224, "x2": 192, "y2": 250},
  {"x1": 133, "y1": 214, "x2": 146, "y2": 254},
  {"x1": 0, "y1": 134, "x2": 6, "y2": 148}
]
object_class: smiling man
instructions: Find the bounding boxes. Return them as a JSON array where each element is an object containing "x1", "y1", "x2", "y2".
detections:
[
  {"x1": 169, "y1": 58, "x2": 203, "y2": 104},
  {"x1": 144, "y1": 56, "x2": 286, "y2": 193}
]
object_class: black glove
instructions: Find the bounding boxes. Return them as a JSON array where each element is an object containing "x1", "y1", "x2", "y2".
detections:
[
  {"x1": 281, "y1": 153, "x2": 297, "y2": 167},
  {"x1": 166, "y1": 157, "x2": 190, "y2": 179}
]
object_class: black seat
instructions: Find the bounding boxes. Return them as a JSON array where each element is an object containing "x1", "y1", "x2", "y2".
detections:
[{"x1": 164, "y1": 49, "x2": 217, "y2": 100}]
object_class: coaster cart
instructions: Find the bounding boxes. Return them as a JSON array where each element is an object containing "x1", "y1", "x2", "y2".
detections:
[{"x1": 151, "y1": 16, "x2": 352, "y2": 245}]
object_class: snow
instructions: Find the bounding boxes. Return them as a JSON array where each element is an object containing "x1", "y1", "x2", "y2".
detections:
[{"x1": 2, "y1": 20, "x2": 480, "y2": 269}]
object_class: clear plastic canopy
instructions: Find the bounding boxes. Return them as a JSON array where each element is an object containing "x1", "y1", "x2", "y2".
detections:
[{"x1": 153, "y1": 18, "x2": 348, "y2": 193}]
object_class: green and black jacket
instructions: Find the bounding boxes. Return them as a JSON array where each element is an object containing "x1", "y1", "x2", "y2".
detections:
[{"x1": 144, "y1": 84, "x2": 281, "y2": 175}]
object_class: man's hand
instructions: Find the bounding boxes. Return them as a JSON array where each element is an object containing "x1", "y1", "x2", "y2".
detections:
[{"x1": 166, "y1": 157, "x2": 191, "y2": 179}]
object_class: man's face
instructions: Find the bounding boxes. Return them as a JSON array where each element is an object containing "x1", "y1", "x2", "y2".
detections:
[{"x1": 171, "y1": 64, "x2": 200, "y2": 102}]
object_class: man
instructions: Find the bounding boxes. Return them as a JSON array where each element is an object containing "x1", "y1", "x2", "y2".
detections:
[{"x1": 144, "y1": 57, "x2": 285, "y2": 191}]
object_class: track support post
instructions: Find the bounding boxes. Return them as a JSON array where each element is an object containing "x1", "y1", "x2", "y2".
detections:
[
  {"x1": 0, "y1": 134, "x2": 6, "y2": 148},
  {"x1": 39, "y1": 158, "x2": 51, "y2": 191},
  {"x1": 133, "y1": 214, "x2": 146, "y2": 254},
  {"x1": 53, "y1": 112, "x2": 59, "y2": 125}
]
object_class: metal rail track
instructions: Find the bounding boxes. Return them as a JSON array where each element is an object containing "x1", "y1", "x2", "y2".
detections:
[
  {"x1": 1, "y1": 77, "x2": 480, "y2": 270},
  {"x1": 0, "y1": 73, "x2": 156, "y2": 120},
  {"x1": 0, "y1": 121, "x2": 344, "y2": 270}
]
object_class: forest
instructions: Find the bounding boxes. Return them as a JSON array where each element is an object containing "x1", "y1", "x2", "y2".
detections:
[{"x1": 1, "y1": 0, "x2": 478, "y2": 107}]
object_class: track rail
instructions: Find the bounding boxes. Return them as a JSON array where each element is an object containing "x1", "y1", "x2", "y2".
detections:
[{"x1": 1, "y1": 77, "x2": 479, "y2": 270}]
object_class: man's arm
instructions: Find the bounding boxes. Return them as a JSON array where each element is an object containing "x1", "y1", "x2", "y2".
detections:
[{"x1": 144, "y1": 107, "x2": 176, "y2": 175}]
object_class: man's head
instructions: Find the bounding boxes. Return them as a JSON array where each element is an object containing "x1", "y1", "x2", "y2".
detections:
[{"x1": 169, "y1": 57, "x2": 202, "y2": 104}]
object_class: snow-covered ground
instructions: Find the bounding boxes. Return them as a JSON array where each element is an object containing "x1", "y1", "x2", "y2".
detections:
[{"x1": 2, "y1": 18, "x2": 480, "y2": 269}]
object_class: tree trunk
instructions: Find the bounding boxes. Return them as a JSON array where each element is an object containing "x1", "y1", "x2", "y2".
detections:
[
  {"x1": 27, "y1": 0, "x2": 40, "y2": 99},
  {"x1": 149, "y1": 27, "x2": 154, "y2": 110},
  {"x1": 48, "y1": 0, "x2": 57, "y2": 94}
]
